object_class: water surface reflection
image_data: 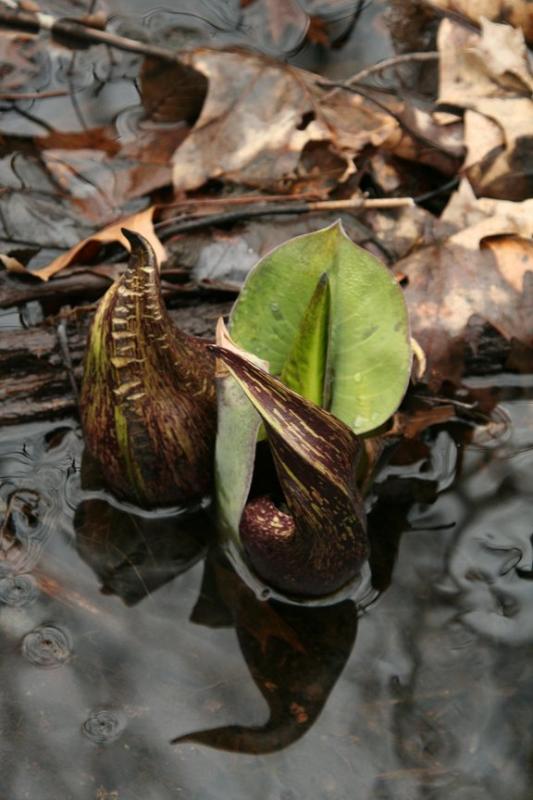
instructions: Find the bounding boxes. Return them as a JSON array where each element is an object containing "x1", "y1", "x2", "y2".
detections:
[{"x1": 0, "y1": 381, "x2": 532, "y2": 798}]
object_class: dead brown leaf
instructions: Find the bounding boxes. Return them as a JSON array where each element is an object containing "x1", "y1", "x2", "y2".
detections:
[
  {"x1": 396, "y1": 186, "x2": 533, "y2": 385},
  {"x1": 0, "y1": 32, "x2": 48, "y2": 93},
  {"x1": 172, "y1": 48, "x2": 397, "y2": 194},
  {"x1": 441, "y1": 179, "x2": 533, "y2": 243},
  {"x1": 34, "y1": 206, "x2": 166, "y2": 282},
  {"x1": 390, "y1": 405, "x2": 456, "y2": 439},
  {"x1": 0, "y1": 253, "x2": 26, "y2": 273},
  {"x1": 437, "y1": 18, "x2": 533, "y2": 199},
  {"x1": 424, "y1": 0, "x2": 533, "y2": 43},
  {"x1": 36, "y1": 125, "x2": 188, "y2": 228},
  {"x1": 381, "y1": 102, "x2": 465, "y2": 176}
]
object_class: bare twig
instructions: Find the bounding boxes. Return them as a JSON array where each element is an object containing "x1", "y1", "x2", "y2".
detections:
[
  {"x1": 0, "y1": 89, "x2": 71, "y2": 100},
  {"x1": 0, "y1": 7, "x2": 183, "y2": 63},
  {"x1": 326, "y1": 51, "x2": 439, "y2": 99},
  {"x1": 156, "y1": 196, "x2": 414, "y2": 239},
  {"x1": 164, "y1": 192, "x2": 322, "y2": 210}
]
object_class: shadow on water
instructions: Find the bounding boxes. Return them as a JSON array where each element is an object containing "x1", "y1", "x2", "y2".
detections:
[{"x1": 1, "y1": 378, "x2": 533, "y2": 798}]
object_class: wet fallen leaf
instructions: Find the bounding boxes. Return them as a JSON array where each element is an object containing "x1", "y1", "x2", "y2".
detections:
[
  {"x1": 0, "y1": 188, "x2": 92, "y2": 250},
  {"x1": 0, "y1": 32, "x2": 49, "y2": 94},
  {"x1": 365, "y1": 202, "x2": 439, "y2": 262},
  {"x1": 34, "y1": 205, "x2": 166, "y2": 281},
  {"x1": 390, "y1": 405, "x2": 456, "y2": 439},
  {"x1": 437, "y1": 18, "x2": 533, "y2": 199},
  {"x1": 36, "y1": 125, "x2": 188, "y2": 228}
]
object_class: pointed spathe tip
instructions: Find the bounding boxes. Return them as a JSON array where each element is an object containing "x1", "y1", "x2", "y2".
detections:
[
  {"x1": 121, "y1": 227, "x2": 149, "y2": 250},
  {"x1": 120, "y1": 228, "x2": 158, "y2": 270}
]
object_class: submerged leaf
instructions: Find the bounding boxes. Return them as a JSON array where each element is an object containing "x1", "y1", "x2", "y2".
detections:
[
  {"x1": 80, "y1": 230, "x2": 216, "y2": 507},
  {"x1": 213, "y1": 342, "x2": 368, "y2": 598},
  {"x1": 230, "y1": 221, "x2": 411, "y2": 434}
]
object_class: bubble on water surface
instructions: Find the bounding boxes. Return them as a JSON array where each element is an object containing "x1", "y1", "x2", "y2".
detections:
[
  {"x1": 0, "y1": 574, "x2": 38, "y2": 608},
  {"x1": 82, "y1": 709, "x2": 126, "y2": 744},
  {"x1": 21, "y1": 624, "x2": 72, "y2": 668}
]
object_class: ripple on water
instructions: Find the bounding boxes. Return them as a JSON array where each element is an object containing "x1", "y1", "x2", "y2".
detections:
[
  {"x1": 0, "y1": 574, "x2": 38, "y2": 608},
  {"x1": 82, "y1": 709, "x2": 126, "y2": 744},
  {"x1": 21, "y1": 624, "x2": 72, "y2": 668}
]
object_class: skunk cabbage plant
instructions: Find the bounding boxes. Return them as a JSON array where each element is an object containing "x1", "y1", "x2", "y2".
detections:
[
  {"x1": 214, "y1": 222, "x2": 412, "y2": 603},
  {"x1": 80, "y1": 230, "x2": 216, "y2": 507},
  {"x1": 213, "y1": 338, "x2": 367, "y2": 598},
  {"x1": 80, "y1": 221, "x2": 411, "y2": 604}
]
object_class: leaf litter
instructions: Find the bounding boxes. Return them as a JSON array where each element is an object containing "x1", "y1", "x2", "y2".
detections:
[{"x1": 1, "y1": 1, "x2": 532, "y2": 393}]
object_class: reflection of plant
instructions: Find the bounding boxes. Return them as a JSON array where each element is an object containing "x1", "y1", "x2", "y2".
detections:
[
  {"x1": 81, "y1": 223, "x2": 411, "y2": 601},
  {"x1": 173, "y1": 553, "x2": 359, "y2": 753}
]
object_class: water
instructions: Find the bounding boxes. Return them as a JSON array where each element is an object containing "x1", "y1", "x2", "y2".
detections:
[{"x1": 0, "y1": 377, "x2": 532, "y2": 799}]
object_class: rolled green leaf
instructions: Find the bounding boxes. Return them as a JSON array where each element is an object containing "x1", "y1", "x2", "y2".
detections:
[
  {"x1": 279, "y1": 271, "x2": 330, "y2": 408},
  {"x1": 80, "y1": 229, "x2": 216, "y2": 507},
  {"x1": 212, "y1": 342, "x2": 368, "y2": 598}
]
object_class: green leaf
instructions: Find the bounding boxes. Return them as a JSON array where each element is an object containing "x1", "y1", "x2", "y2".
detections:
[
  {"x1": 230, "y1": 221, "x2": 411, "y2": 434},
  {"x1": 213, "y1": 340, "x2": 368, "y2": 599},
  {"x1": 213, "y1": 321, "x2": 265, "y2": 552}
]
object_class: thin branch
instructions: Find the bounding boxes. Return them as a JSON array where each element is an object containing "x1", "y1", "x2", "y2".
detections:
[
  {"x1": 337, "y1": 51, "x2": 439, "y2": 93},
  {"x1": 0, "y1": 89, "x2": 71, "y2": 100},
  {"x1": 164, "y1": 192, "x2": 322, "y2": 210},
  {"x1": 413, "y1": 176, "x2": 459, "y2": 204},
  {"x1": 0, "y1": 8, "x2": 184, "y2": 63},
  {"x1": 156, "y1": 196, "x2": 414, "y2": 238}
]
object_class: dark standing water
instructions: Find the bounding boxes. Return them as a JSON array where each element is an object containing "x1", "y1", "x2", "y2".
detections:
[{"x1": 0, "y1": 375, "x2": 532, "y2": 799}]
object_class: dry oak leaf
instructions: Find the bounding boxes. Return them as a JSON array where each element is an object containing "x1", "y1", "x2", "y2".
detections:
[
  {"x1": 424, "y1": 0, "x2": 533, "y2": 43},
  {"x1": 396, "y1": 187, "x2": 533, "y2": 386},
  {"x1": 34, "y1": 206, "x2": 166, "y2": 282},
  {"x1": 172, "y1": 48, "x2": 397, "y2": 193},
  {"x1": 442, "y1": 179, "x2": 533, "y2": 245},
  {"x1": 437, "y1": 18, "x2": 533, "y2": 199}
]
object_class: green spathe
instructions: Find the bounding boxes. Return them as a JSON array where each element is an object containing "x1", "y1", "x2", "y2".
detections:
[{"x1": 230, "y1": 221, "x2": 411, "y2": 434}]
